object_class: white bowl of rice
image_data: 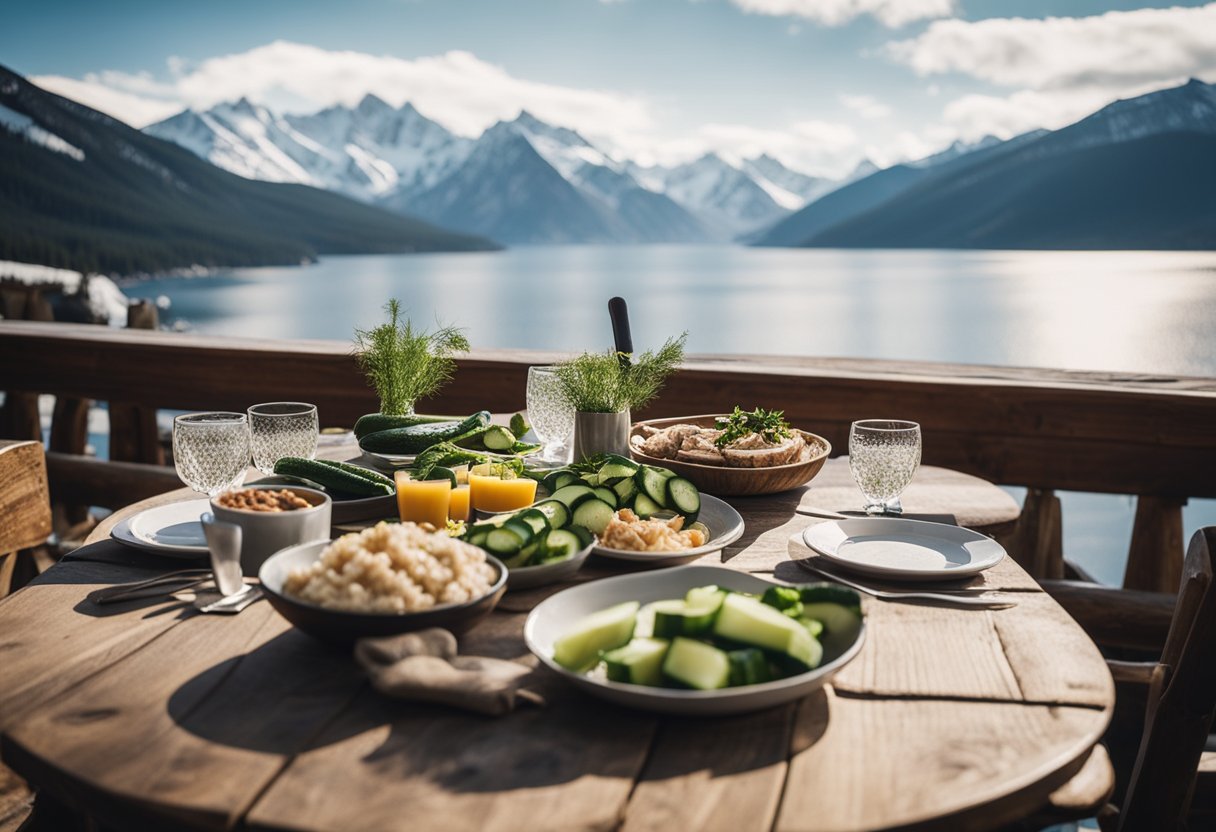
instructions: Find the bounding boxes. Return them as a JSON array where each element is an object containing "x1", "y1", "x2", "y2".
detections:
[{"x1": 260, "y1": 521, "x2": 507, "y2": 643}]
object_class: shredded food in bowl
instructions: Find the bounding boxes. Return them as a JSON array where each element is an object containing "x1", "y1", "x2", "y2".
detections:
[
  {"x1": 283, "y1": 521, "x2": 496, "y2": 614},
  {"x1": 599, "y1": 508, "x2": 707, "y2": 552}
]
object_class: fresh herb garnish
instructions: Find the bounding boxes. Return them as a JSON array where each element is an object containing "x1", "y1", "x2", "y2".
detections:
[
  {"x1": 714, "y1": 407, "x2": 791, "y2": 448},
  {"x1": 353, "y1": 299, "x2": 470, "y2": 416},
  {"x1": 554, "y1": 334, "x2": 687, "y2": 413}
]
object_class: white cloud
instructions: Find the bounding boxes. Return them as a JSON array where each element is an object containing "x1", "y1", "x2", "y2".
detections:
[
  {"x1": 839, "y1": 93, "x2": 891, "y2": 119},
  {"x1": 886, "y1": 3, "x2": 1216, "y2": 89},
  {"x1": 33, "y1": 40, "x2": 654, "y2": 141},
  {"x1": 728, "y1": 0, "x2": 954, "y2": 28}
]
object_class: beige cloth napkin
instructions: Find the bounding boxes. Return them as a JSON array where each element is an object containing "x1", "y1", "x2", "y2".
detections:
[{"x1": 354, "y1": 628, "x2": 546, "y2": 716}]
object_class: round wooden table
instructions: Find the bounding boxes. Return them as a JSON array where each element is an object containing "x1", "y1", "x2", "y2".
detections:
[{"x1": 0, "y1": 458, "x2": 1113, "y2": 832}]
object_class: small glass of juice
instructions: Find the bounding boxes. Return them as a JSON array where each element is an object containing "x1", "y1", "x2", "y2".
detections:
[
  {"x1": 394, "y1": 471, "x2": 452, "y2": 529},
  {"x1": 469, "y1": 473, "x2": 537, "y2": 514},
  {"x1": 448, "y1": 484, "x2": 471, "y2": 522}
]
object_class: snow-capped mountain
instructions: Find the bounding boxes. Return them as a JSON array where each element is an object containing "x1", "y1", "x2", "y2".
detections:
[{"x1": 147, "y1": 99, "x2": 836, "y2": 244}]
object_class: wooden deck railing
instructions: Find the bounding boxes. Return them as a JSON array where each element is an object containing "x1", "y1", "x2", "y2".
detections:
[{"x1": 3, "y1": 319, "x2": 1214, "y2": 593}]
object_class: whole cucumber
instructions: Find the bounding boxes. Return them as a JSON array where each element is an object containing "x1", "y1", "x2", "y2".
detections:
[
  {"x1": 273, "y1": 457, "x2": 394, "y2": 497},
  {"x1": 359, "y1": 411, "x2": 492, "y2": 455},
  {"x1": 353, "y1": 413, "x2": 464, "y2": 440}
]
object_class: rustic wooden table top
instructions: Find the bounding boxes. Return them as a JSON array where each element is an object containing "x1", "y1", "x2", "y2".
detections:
[{"x1": 0, "y1": 454, "x2": 1111, "y2": 832}]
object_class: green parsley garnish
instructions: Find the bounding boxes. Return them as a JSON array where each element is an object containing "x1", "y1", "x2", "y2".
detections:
[{"x1": 714, "y1": 407, "x2": 791, "y2": 448}]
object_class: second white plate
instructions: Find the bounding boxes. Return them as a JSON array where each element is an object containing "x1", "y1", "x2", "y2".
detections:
[{"x1": 801, "y1": 517, "x2": 1005, "y2": 581}]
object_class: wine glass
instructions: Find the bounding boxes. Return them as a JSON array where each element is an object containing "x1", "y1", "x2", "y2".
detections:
[
  {"x1": 248, "y1": 402, "x2": 319, "y2": 474},
  {"x1": 172, "y1": 412, "x2": 251, "y2": 497},
  {"x1": 526, "y1": 365, "x2": 574, "y2": 463},
  {"x1": 848, "y1": 420, "x2": 922, "y2": 515}
]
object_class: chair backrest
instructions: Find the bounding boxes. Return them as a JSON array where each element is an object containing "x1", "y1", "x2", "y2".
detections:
[
  {"x1": 0, "y1": 440, "x2": 52, "y2": 596},
  {"x1": 1118, "y1": 526, "x2": 1216, "y2": 831}
]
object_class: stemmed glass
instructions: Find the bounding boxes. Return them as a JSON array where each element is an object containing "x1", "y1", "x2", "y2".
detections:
[
  {"x1": 526, "y1": 365, "x2": 575, "y2": 463},
  {"x1": 172, "y1": 412, "x2": 251, "y2": 497},
  {"x1": 848, "y1": 420, "x2": 922, "y2": 515},
  {"x1": 247, "y1": 402, "x2": 319, "y2": 475}
]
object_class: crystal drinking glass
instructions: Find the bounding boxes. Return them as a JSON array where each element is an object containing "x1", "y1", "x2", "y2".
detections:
[
  {"x1": 173, "y1": 412, "x2": 251, "y2": 497},
  {"x1": 848, "y1": 420, "x2": 922, "y2": 514},
  {"x1": 526, "y1": 365, "x2": 575, "y2": 463},
  {"x1": 248, "y1": 402, "x2": 319, "y2": 474}
]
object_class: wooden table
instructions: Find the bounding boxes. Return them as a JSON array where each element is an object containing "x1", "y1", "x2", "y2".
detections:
[{"x1": 0, "y1": 458, "x2": 1113, "y2": 832}]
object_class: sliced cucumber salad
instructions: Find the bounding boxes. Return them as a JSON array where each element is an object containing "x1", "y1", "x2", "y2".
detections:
[
  {"x1": 540, "y1": 454, "x2": 704, "y2": 534},
  {"x1": 461, "y1": 504, "x2": 595, "y2": 569},
  {"x1": 551, "y1": 583, "x2": 862, "y2": 690}
]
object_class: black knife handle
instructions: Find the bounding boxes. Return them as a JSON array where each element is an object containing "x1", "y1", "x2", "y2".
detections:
[{"x1": 608, "y1": 297, "x2": 633, "y2": 367}]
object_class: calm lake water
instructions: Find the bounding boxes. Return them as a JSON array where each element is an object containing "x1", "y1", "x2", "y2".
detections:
[{"x1": 124, "y1": 246, "x2": 1216, "y2": 584}]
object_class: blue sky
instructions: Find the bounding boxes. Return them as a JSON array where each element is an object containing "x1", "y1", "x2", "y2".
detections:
[{"x1": 3, "y1": 0, "x2": 1214, "y2": 176}]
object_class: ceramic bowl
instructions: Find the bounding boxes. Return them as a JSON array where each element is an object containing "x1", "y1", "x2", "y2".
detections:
[
  {"x1": 210, "y1": 486, "x2": 332, "y2": 576},
  {"x1": 260, "y1": 539, "x2": 507, "y2": 644},
  {"x1": 525, "y1": 565, "x2": 865, "y2": 716},
  {"x1": 629, "y1": 415, "x2": 831, "y2": 496}
]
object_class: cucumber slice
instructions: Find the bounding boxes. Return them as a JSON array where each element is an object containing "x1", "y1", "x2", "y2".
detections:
[
  {"x1": 481, "y1": 425, "x2": 517, "y2": 451},
  {"x1": 484, "y1": 527, "x2": 525, "y2": 556},
  {"x1": 604, "y1": 638, "x2": 670, "y2": 686},
  {"x1": 664, "y1": 477, "x2": 701, "y2": 523},
  {"x1": 553, "y1": 472, "x2": 580, "y2": 491},
  {"x1": 598, "y1": 462, "x2": 638, "y2": 481},
  {"x1": 727, "y1": 648, "x2": 773, "y2": 687},
  {"x1": 651, "y1": 597, "x2": 721, "y2": 638},
  {"x1": 551, "y1": 484, "x2": 595, "y2": 507},
  {"x1": 599, "y1": 453, "x2": 639, "y2": 471},
  {"x1": 798, "y1": 585, "x2": 863, "y2": 608},
  {"x1": 571, "y1": 499, "x2": 615, "y2": 535},
  {"x1": 802, "y1": 602, "x2": 863, "y2": 658},
  {"x1": 638, "y1": 466, "x2": 671, "y2": 507},
  {"x1": 591, "y1": 487, "x2": 618, "y2": 508},
  {"x1": 568, "y1": 525, "x2": 594, "y2": 548},
  {"x1": 553, "y1": 601, "x2": 639, "y2": 671},
  {"x1": 515, "y1": 508, "x2": 551, "y2": 536},
  {"x1": 502, "y1": 519, "x2": 535, "y2": 546},
  {"x1": 761, "y1": 586, "x2": 804, "y2": 617},
  {"x1": 612, "y1": 477, "x2": 639, "y2": 504},
  {"x1": 713, "y1": 593, "x2": 823, "y2": 671},
  {"x1": 663, "y1": 637, "x2": 731, "y2": 690},
  {"x1": 633, "y1": 494, "x2": 662, "y2": 519},
  {"x1": 532, "y1": 499, "x2": 570, "y2": 530},
  {"x1": 544, "y1": 528, "x2": 584, "y2": 561},
  {"x1": 685, "y1": 585, "x2": 728, "y2": 612}
]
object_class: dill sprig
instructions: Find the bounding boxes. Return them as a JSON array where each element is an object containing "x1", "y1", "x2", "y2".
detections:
[
  {"x1": 714, "y1": 406, "x2": 791, "y2": 448},
  {"x1": 353, "y1": 299, "x2": 470, "y2": 416},
  {"x1": 554, "y1": 334, "x2": 687, "y2": 413}
]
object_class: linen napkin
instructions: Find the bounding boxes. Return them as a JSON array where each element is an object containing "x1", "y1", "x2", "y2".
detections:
[{"x1": 354, "y1": 628, "x2": 546, "y2": 716}]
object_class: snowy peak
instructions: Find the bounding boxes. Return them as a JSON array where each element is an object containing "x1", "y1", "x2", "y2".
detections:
[{"x1": 1062, "y1": 77, "x2": 1216, "y2": 147}]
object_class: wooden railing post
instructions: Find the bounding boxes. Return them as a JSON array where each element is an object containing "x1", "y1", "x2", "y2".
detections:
[
  {"x1": 1007, "y1": 488, "x2": 1064, "y2": 579},
  {"x1": 0, "y1": 287, "x2": 52, "y2": 440},
  {"x1": 109, "y1": 301, "x2": 164, "y2": 465},
  {"x1": 1123, "y1": 495, "x2": 1186, "y2": 593}
]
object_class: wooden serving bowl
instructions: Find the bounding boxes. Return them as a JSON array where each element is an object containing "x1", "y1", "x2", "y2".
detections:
[{"x1": 629, "y1": 414, "x2": 831, "y2": 497}]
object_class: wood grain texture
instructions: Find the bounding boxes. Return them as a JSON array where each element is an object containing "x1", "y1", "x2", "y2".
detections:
[
  {"x1": 0, "y1": 441, "x2": 51, "y2": 554},
  {"x1": 1123, "y1": 495, "x2": 1185, "y2": 593},
  {"x1": 1040, "y1": 579, "x2": 1175, "y2": 652}
]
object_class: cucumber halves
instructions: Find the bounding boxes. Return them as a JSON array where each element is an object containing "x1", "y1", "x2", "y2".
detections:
[{"x1": 360, "y1": 411, "x2": 491, "y2": 455}]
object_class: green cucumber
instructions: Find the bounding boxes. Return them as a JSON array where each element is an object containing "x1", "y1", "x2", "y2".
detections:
[
  {"x1": 544, "y1": 528, "x2": 585, "y2": 561},
  {"x1": 571, "y1": 499, "x2": 615, "y2": 535},
  {"x1": 798, "y1": 585, "x2": 863, "y2": 608},
  {"x1": 663, "y1": 637, "x2": 731, "y2": 690},
  {"x1": 638, "y1": 466, "x2": 671, "y2": 507},
  {"x1": 509, "y1": 412, "x2": 530, "y2": 439},
  {"x1": 485, "y1": 527, "x2": 525, "y2": 556},
  {"x1": 650, "y1": 597, "x2": 720, "y2": 638},
  {"x1": 598, "y1": 461, "x2": 638, "y2": 481},
  {"x1": 360, "y1": 412, "x2": 491, "y2": 455},
  {"x1": 542, "y1": 470, "x2": 578, "y2": 494},
  {"x1": 550, "y1": 484, "x2": 595, "y2": 507},
  {"x1": 515, "y1": 508, "x2": 551, "y2": 536},
  {"x1": 591, "y1": 487, "x2": 618, "y2": 508},
  {"x1": 727, "y1": 648, "x2": 773, "y2": 686},
  {"x1": 604, "y1": 638, "x2": 670, "y2": 686},
  {"x1": 802, "y1": 602, "x2": 863, "y2": 658},
  {"x1": 273, "y1": 457, "x2": 393, "y2": 497},
  {"x1": 713, "y1": 593, "x2": 822, "y2": 671},
  {"x1": 612, "y1": 477, "x2": 639, "y2": 504},
  {"x1": 353, "y1": 413, "x2": 460, "y2": 440},
  {"x1": 762, "y1": 586, "x2": 804, "y2": 618},
  {"x1": 632, "y1": 493, "x2": 662, "y2": 518},
  {"x1": 685, "y1": 585, "x2": 728, "y2": 613},
  {"x1": 553, "y1": 601, "x2": 639, "y2": 672},
  {"x1": 482, "y1": 425, "x2": 517, "y2": 451},
  {"x1": 665, "y1": 477, "x2": 700, "y2": 523},
  {"x1": 532, "y1": 499, "x2": 570, "y2": 530}
]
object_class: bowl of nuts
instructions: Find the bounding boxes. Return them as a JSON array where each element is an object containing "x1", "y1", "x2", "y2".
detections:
[{"x1": 210, "y1": 486, "x2": 333, "y2": 575}]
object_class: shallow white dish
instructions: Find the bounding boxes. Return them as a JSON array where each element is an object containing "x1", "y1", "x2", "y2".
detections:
[
  {"x1": 506, "y1": 541, "x2": 595, "y2": 591},
  {"x1": 801, "y1": 517, "x2": 1005, "y2": 582},
  {"x1": 591, "y1": 494, "x2": 745, "y2": 563},
  {"x1": 525, "y1": 565, "x2": 865, "y2": 715},
  {"x1": 112, "y1": 499, "x2": 212, "y2": 557}
]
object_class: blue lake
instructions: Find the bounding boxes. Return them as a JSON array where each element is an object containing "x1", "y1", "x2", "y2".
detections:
[{"x1": 123, "y1": 245, "x2": 1216, "y2": 584}]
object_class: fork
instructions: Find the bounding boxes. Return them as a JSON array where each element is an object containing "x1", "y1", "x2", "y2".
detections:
[
  {"x1": 88, "y1": 569, "x2": 213, "y2": 605},
  {"x1": 795, "y1": 560, "x2": 1018, "y2": 610}
]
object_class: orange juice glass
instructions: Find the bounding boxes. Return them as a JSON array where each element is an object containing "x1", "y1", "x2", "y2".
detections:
[
  {"x1": 468, "y1": 474, "x2": 537, "y2": 514},
  {"x1": 394, "y1": 471, "x2": 451, "y2": 528},
  {"x1": 448, "y1": 485, "x2": 471, "y2": 522}
]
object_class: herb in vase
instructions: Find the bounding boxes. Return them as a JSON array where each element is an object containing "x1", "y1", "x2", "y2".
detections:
[
  {"x1": 353, "y1": 299, "x2": 469, "y2": 416},
  {"x1": 555, "y1": 334, "x2": 686, "y2": 414}
]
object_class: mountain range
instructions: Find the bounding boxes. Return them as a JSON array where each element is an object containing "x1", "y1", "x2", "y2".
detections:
[
  {"x1": 754, "y1": 79, "x2": 1216, "y2": 250},
  {"x1": 146, "y1": 96, "x2": 841, "y2": 244},
  {"x1": 0, "y1": 66, "x2": 495, "y2": 274}
]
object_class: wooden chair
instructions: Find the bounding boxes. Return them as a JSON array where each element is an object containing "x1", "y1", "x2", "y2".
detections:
[
  {"x1": 1039, "y1": 526, "x2": 1216, "y2": 830},
  {"x1": 0, "y1": 440, "x2": 52, "y2": 599}
]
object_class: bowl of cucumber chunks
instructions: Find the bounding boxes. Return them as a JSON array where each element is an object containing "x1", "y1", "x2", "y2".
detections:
[{"x1": 525, "y1": 565, "x2": 865, "y2": 715}]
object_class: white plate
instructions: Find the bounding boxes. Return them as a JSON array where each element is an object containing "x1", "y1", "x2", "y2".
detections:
[
  {"x1": 592, "y1": 493, "x2": 745, "y2": 563},
  {"x1": 112, "y1": 499, "x2": 212, "y2": 558},
  {"x1": 801, "y1": 517, "x2": 1005, "y2": 581},
  {"x1": 525, "y1": 565, "x2": 865, "y2": 716}
]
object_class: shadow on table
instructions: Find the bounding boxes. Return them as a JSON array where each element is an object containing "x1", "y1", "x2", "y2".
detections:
[{"x1": 165, "y1": 625, "x2": 838, "y2": 790}]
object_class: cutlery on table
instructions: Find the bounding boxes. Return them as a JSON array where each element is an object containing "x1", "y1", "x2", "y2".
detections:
[
  {"x1": 194, "y1": 585, "x2": 263, "y2": 615},
  {"x1": 795, "y1": 560, "x2": 1018, "y2": 610},
  {"x1": 88, "y1": 569, "x2": 213, "y2": 605}
]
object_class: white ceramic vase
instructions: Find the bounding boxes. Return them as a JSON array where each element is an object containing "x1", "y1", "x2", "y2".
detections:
[{"x1": 572, "y1": 410, "x2": 631, "y2": 460}]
